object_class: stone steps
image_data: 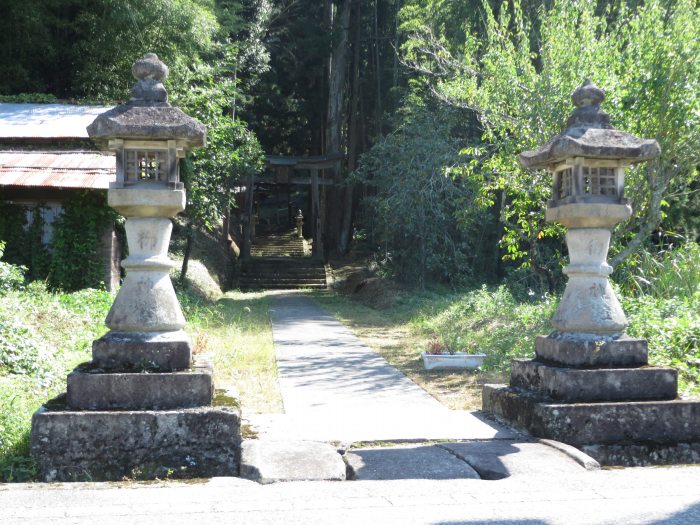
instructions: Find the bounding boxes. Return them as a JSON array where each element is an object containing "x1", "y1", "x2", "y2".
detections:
[
  {"x1": 242, "y1": 229, "x2": 324, "y2": 289},
  {"x1": 240, "y1": 257, "x2": 327, "y2": 291},
  {"x1": 251, "y1": 230, "x2": 305, "y2": 258}
]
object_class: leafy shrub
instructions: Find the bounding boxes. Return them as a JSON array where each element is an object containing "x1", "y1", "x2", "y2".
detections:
[
  {"x1": 0, "y1": 317, "x2": 52, "y2": 377},
  {"x1": 356, "y1": 107, "x2": 496, "y2": 286},
  {"x1": 0, "y1": 201, "x2": 28, "y2": 266},
  {"x1": 0, "y1": 242, "x2": 26, "y2": 292},
  {"x1": 0, "y1": 93, "x2": 58, "y2": 103}
]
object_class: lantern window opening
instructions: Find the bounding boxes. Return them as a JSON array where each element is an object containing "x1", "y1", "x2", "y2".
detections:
[
  {"x1": 556, "y1": 167, "x2": 574, "y2": 200},
  {"x1": 582, "y1": 166, "x2": 617, "y2": 198},
  {"x1": 123, "y1": 149, "x2": 169, "y2": 185}
]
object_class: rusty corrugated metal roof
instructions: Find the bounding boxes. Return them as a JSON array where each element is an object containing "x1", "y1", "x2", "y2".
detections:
[
  {"x1": 0, "y1": 151, "x2": 115, "y2": 189},
  {"x1": 0, "y1": 103, "x2": 114, "y2": 139}
]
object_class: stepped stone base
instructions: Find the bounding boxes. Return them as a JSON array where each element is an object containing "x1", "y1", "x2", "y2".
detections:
[
  {"x1": 510, "y1": 359, "x2": 677, "y2": 402},
  {"x1": 31, "y1": 400, "x2": 241, "y2": 481},
  {"x1": 66, "y1": 358, "x2": 213, "y2": 410},
  {"x1": 92, "y1": 330, "x2": 192, "y2": 371},
  {"x1": 482, "y1": 384, "x2": 700, "y2": 466},
  {"x1": 535, "y1": 333, "x2": 648, "y2": 368},
  {"x1": 582, "y1": 442, "x2": 700, "y2": 467}
]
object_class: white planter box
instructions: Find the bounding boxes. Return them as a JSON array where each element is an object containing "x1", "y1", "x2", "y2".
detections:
[{"x1": 421, "y1": 352, "x2": 486, "y2": 370}]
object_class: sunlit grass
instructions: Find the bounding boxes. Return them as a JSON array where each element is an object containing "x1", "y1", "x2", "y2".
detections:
[{"x1": 181, "y1": 290, "x2": 282, "y2": 414}]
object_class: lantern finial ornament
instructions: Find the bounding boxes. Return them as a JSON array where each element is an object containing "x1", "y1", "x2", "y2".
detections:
[
  {"x1": 130, "y1": 53, "x2": 169, "y2": 104},
  {"x1": 567, "y1": 79, "x2": 610, "y2": 130}
]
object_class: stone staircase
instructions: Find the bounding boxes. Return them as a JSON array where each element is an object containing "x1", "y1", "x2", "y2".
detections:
[
  {"x1": 239, "y1": 257, "x2": 327, "y2": 290},
  {"x1": 251, "y1": 230, "x2": 305, "y2": 257},
  {"x1": 240, "y1": 229, "x2": 327, "y2": 290}
]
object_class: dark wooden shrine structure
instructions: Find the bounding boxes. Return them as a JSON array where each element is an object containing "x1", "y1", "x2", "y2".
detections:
[{"x1": 240, "y1": 152, "x2": 342, "y2": 259}]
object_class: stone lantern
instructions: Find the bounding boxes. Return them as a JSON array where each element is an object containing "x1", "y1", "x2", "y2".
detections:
[
  {"x1": 296, "y1": 209, "x2": 304, "y2": 238},
  {"x1": 520, "y1": 80, "x2": 660, "y2": 338},
  {"x1": 483, "y1": 80, "x2": 700, "y2": 467},
  {"x1": 86, "y1": 53, "x2": 204, "y2": 353},
  {"x1": 30, "y1": 54, "x2": 240, "y2": 481}
]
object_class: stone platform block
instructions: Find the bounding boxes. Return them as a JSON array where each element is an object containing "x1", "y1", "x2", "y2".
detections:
[
  {"x1": 240, "y1": 440, "x2": 346, "y2": 484},
  {"x1": 67, "y1": 363, "x2": 212, "y2": 411},
  {"x1": 92, "y1": 330, "x2": 192, "y2": 371},
  {"x1": 30, "y1": 400, "x2": 240, "y2": 482},
  {"x1": 535, "y1": 334, "x2": 648, "y2": 368},
  {"x1": 345, "y1": 444, "x2": 480, "y2": 481},
  {"x1": 510, "y1": 359, "x2": 677, "y2": 402},
  {"x1": 483, "y1": 384, "x2": 700, "y2": 462},
  {"x1": 582, "y1": 442, "x2": 700, "y2": 467}
]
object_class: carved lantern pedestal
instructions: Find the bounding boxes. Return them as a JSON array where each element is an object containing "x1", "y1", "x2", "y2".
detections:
[
  {"x1": 30, "y1": 54, "x2": 241, "y2": 481},
  {"x1": 482, "y1": 81, "x2": 700, "y2": 467}
]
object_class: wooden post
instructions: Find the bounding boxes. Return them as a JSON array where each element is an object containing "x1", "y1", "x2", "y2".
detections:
[{"x1": 311, "y1": 169, "x2": 324, "y2": 258}]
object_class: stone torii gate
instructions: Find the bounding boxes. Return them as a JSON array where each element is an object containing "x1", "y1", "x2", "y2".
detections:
[{"x1": 241, "y1": 153, "x2": 342, "y2": 260}]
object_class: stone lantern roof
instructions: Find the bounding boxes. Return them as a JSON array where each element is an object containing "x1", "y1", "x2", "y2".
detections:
[
  {"x1": 87, "y1": 53, "x2": 206, "y2": 149},
  {"x1": 519, "y1": 80, "x2": 660, "y2": 169}
]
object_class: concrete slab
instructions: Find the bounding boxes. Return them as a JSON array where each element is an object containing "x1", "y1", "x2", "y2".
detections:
[
  {"x1": 240, "y1": 440, "x2": 346, "y2": 484},
  {"x1": 3, "y1": 465, "x2": 700, "y2": 524},
  {"x1": 255, "y1": 293, "x2": 517, "y2": 442},
  {"x1": 440, "y1": 440, "x2": 587, "y2": 480},
  {"x1": 346, "y1": 444, "x2": 480, "y2": 480}
]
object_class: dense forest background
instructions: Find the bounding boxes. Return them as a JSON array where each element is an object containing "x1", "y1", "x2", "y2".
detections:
[{"x1": 1, "y1": 0, "x2": 698, "y2": 291}]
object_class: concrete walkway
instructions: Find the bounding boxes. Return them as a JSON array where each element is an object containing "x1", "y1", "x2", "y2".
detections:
[{"x1": 248, "y1": 293, "x2": 517, "y2": 442}]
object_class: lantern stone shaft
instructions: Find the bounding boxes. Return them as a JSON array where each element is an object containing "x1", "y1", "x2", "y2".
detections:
[{"x1": 520, "y1": 80, "x2": 660, "y2": 337}]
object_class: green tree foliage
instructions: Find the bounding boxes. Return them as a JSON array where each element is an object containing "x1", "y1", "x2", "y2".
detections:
[
  {"x1": 356, "y1": 106, "x2": 496, "y2": 286},
  {"x1": 399, "y1": 0, "x2": 700, "y2": 274},
  {"x1": 176, "y1": 50, "x2": 264, "y2": 230},
  {"x1": 0, "y1": 0, "x2": 220, "y2": 101},
  {"x1": 174, "y1": 50, "x2": 264, "y2": 280}
]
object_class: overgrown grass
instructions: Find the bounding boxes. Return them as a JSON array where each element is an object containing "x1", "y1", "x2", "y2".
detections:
[
  {"x1": 179, "y1": 289, "x2": 282, "y2": 414},
  {"x1": 618, "y1": 242, "x2": 700, "y2": 397},
  {"x1": 0, "y1": 278, "x2": 280, "y2": 482},
  {"x1": 313, "y1": 243, "x2": 700, "y2": 407},
  {"x1": 0, "y1": 283, "x2": 112, "y2": 482}
]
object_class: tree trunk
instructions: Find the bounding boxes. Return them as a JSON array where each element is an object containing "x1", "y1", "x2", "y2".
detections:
[
  {"x1": 324, "y1": 0, "x2": 352, "y2": 256},
  {"x1": 325, "y1": 0, "x2": 351, "y2": 156},
  {"x1": 242, "y1": 173, "x2": 254, "y2": 260},
  {"x1": 373, "y1": 0, "x2": 382, "y2": 128},
  {"x1": 338, "y1": 1, "x2": 363, "y2": 255}
]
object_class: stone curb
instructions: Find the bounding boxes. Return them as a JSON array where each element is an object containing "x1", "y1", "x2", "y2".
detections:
[{"x1": 538, "y1": 438, "x2": 600, "y2": 470}]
